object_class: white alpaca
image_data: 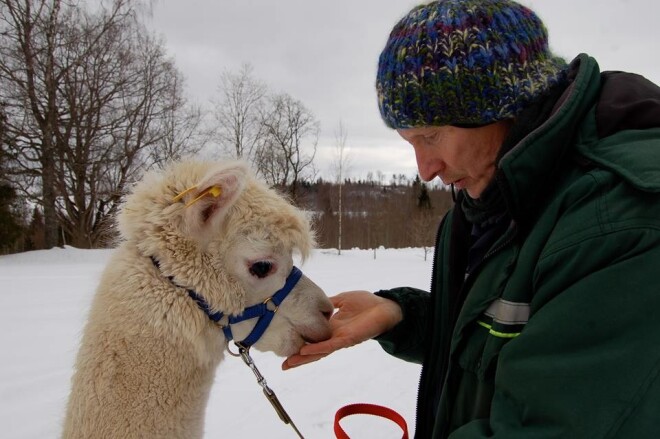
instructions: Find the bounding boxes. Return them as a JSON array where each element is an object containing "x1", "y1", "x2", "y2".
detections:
[{"x1": 62, "y1": 160, "x2": 333, "y2": 439}]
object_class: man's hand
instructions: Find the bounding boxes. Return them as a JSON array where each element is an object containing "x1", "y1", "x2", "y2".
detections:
[{"x1": 282, "y1": 290, "x2": 403, "y2": 370}]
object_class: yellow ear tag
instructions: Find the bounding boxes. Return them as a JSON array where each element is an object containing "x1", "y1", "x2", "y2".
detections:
[
  {"x1": 207, "y1": 186, "x2": 222, "y2": 198},
  {"x1": 184, "y1": 185, "x2": 223, "y2": 207}
]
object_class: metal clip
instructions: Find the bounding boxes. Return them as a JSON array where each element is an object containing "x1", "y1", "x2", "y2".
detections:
[{"x1": 225, "y1": 340, "x2": 241, "y2": 357}]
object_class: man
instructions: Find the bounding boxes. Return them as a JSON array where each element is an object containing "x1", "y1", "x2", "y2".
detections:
[{"x1": 285, "y1": 0, "x2": 660, "y2": 437}]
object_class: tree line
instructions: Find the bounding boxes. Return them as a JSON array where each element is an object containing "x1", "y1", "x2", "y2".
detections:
[
  {"x1": 0, "y1": 0, "x2": 453, "y2": 255},
  {"x1": 307, "y1": 176, "x2": 452, "y2": 257},
  {"x1": 4, "y1": 172, "x2": 454, "y2": 255}
]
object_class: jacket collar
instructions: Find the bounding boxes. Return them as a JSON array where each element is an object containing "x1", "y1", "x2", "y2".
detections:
[{"x1": 496, "y1": 54, "x2": 602, "y2": 223}]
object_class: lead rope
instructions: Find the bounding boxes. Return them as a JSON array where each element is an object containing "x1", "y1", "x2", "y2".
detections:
[
  {"x1": 231, "y1": 341, "x2": 408, "y2": 439},
  {"x1": 234, "y1": 343, "x2": 305, "y2": 439}
]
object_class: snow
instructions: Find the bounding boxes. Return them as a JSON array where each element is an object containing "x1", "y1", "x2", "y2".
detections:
[{"x1": 0, "y1": 246, "x2": 430, "y2": 438}]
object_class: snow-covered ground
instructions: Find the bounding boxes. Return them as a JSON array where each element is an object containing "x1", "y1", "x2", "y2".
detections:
[{"x1": 0, "y1": 247, "x2": 430, "y2": 438}]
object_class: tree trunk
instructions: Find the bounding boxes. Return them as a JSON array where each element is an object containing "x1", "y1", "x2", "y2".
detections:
[{"x1": 41, "y1": 144, "x2": 59, "y2": 248}]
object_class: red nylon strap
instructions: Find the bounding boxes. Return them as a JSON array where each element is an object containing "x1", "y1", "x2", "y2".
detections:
[{"x1": 334, "y1": 403, "x2": 409, "y2": 439}]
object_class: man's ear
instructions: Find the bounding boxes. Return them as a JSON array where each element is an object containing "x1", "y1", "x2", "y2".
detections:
[{"x1": 178, "y1": 164, "x2": 248, "y2": 240}]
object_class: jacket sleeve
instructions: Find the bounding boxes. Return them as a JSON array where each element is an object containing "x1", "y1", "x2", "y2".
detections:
[
  {"x1": 373, "y1": 287, "x2": 431, "y2": 365},
  {"x1": 449, "y1": 226, "x2": 660, "y2": 438}
]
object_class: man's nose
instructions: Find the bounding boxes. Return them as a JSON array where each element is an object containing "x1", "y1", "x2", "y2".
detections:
[{"x1": 414, "y1": 146, "x2": 441, "y2": 182}]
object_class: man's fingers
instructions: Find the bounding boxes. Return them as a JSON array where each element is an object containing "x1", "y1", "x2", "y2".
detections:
[
  {"x1": 297, "y1": 339, "x2": 337, "y2": 356},
  {"x1": 298, "y1": 335, "x2": 354, "y2": 356},
  {"x1": 282, "y1": 353, "x2": 327, "y2": 370},
  {"x1": 282, "y1": 335, "x2": 356, "y2": 371},
  {"x1": 329, "y1": 294, "x2": 345, "y2": 308}
]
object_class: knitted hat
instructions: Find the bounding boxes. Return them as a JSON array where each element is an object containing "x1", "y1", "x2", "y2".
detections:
[{"x1": 376, "y1": 0, "x2": 568, "y2": 129}]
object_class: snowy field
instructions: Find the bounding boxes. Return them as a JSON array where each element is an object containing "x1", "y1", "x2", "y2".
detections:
[{"x1": 0, "y1": 247, "x2": 430, "y2": 438}]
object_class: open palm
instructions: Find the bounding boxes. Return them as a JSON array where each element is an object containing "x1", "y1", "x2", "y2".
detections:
[{"x1": 282, "y1": 291, "x2": 402, "y2": 369}]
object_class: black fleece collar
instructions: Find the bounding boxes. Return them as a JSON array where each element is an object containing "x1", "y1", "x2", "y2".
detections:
[{"x1": 596, "y1": 71, "x2": 660, "y2": 138}]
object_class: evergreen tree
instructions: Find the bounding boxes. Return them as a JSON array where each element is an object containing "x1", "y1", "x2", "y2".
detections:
[
  {"x1": 417, "y1": 181, "x2": 432, "y2": 210},
  {"x1": 0, "y1": 184, "x2": 23, "y2": 251}
]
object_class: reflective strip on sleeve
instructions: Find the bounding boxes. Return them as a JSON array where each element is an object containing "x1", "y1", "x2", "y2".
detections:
[{"x1": 484, "y1": 298, "x2": 530, "y2": 325}]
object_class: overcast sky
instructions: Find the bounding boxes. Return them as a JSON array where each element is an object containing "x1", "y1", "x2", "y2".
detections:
[{"x1": 146, "y1": 0, "x2": 660, "y2": 181}]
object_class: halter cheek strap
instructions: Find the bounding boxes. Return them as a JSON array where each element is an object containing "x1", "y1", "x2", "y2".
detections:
[
  {"x1": 188, "y1": 267, "x2": 303, "y2": 348},
  {"x1": 150, "y1": 256, "x2": 302, "y2": 348}
]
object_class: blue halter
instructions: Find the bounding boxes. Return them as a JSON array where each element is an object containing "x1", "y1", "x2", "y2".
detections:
[
  {"x1": 151, "y1": 257, "x2": 303, "y2": 348},
  {"x1": 189, "y1": 267, "x2": 302, "y2": 348}
]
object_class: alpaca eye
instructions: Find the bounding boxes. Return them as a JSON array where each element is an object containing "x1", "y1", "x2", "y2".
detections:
[{"x1": 249, "y1": 261, "x2": 273, "y2": 279}]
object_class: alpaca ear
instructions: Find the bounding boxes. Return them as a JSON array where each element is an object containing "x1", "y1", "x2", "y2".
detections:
[{"x1": 178, "y1": 164, "x2": 248, "y2": 239}]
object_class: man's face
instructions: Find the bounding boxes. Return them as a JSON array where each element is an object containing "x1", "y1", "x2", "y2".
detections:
[{"x1": 397, "y1": 121, "x2": 511, "y2": 199}]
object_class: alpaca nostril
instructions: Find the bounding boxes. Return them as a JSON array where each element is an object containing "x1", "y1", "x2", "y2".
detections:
[{"x1": 321, "y1": 309, "x2": 333, "y2": 321}]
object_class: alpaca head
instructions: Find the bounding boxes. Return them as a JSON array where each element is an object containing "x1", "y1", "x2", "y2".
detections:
[{"x1": 117, "y1": 159, "x2": 332, "y2": 357}]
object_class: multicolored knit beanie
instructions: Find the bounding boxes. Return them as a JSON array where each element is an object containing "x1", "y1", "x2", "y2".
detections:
[{"x1": 376, "y1": 0, "x2": 568, "y2": 129}]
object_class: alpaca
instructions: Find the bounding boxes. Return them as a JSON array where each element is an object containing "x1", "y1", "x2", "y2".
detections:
[{"x1": 62, "y1": 160, "x2": 333, "y2": 439}]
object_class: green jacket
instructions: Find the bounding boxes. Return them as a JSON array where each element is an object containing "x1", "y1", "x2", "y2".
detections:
[{"x1": 377, "y1": 54, "x2": 660, "y2": 438}]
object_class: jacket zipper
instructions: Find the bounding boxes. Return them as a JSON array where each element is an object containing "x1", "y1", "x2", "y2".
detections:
[
  {"x1": 413, "y1": 212, "x2": 447, "y2": 438},
  {"x1": 436, "y1": 220, "x2": 518, "y2": 439}
]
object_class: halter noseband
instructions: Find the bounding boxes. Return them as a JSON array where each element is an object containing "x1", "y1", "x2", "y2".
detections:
[{"x1": 150, "y1": 256, "x2": 303, "y2": 349}]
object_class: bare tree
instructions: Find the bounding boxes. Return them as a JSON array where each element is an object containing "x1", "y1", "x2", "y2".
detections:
[
  {"x1": 376, "y1": 170, "x2": 385, "y2": 187},
  {"x1": 257, "y1": 92, "x2": 319, "y2": 202},
  {"x1": 0, "y1": 0, "x2": 68, "y2": 247},
  {"x1": 0, "y1": 0, "x2": 201, "y2": 248},
  {"x1": 212, "y1": 63, "x2": 267, "y2": 164},
  {"x1": 149, "y1": 71, "x2": 209, "y2": 169},
  {"x1": 332, "y1": 120, "x2": 351, "y2": 255},
  {"x1": 410, "y1": 210, "x2": 436, "y2": 261}
]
